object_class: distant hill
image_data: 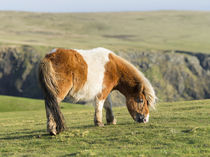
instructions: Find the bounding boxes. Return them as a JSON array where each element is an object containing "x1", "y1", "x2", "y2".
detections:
[{"x1": 0, "y1": 11, "x2": 210, "y2": 53}]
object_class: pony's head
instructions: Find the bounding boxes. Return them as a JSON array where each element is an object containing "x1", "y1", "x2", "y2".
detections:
[{"x1": 126, "y1": 84, "x2": 156, "y2": 123}]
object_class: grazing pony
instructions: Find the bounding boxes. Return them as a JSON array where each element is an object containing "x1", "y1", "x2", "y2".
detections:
[{"x1": 39, "y1": 47, "x2": 156, "y2": 135}]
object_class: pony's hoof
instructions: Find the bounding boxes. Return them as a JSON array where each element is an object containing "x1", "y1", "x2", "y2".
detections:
[
  {"x1": 95, "y1": 122, "x2": 104, "y2": 127},
  {"x1": 47, "y1": 127, "x2": 57, "y2": 135},
  {"x1": 107, "y1": 118, "x2": 117, "y2": 125},
  {"x1": 49, "y1": 131, "x2": 57, "y2": 136}
]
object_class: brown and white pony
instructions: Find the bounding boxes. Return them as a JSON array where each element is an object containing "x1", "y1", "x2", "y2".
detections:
[{"x1": 39, "y1": 47, "x2": 156, "y2": 135}]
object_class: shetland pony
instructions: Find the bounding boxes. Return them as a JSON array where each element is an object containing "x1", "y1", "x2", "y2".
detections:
[{"x1": 39, "y1": 47, "x2": 156, "y2": 135}]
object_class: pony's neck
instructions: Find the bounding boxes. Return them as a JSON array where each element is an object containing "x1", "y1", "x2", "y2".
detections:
[
  {"x1": 111, "y1": 54, "x2": 156, "y2": 109},
  {"x1": 114, "y1": 56, "x2": 143, "y2": 98}
]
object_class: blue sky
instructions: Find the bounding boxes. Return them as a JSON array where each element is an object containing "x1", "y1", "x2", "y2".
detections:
[{"x1": 0, "y1": 0, "x2": 210, "y2": 12}]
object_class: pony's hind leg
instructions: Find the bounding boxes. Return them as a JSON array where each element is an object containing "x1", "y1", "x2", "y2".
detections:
[
  {"x1": 45, "y1": 104, "x2": 57, "y2": 135},
  {"x1": 104, "y1": 95, "x2": 117, "y2": 125},
  {"x1": 44, "y1": 97, "x2": 66, "y2": 135}
]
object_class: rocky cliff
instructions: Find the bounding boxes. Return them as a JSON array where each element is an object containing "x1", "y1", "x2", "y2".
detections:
[
  {"x1": 0, "y1": 46, "x2": 209, "y2": 105},
  {"x1": 0, "y1": 46, "x2": 42, "y2": 98},
  {"x1": 116, "y1": 50, "x2": 210, "y2": 104}
]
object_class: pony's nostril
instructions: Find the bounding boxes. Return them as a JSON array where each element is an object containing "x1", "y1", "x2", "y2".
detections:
[
  {"x1": 140, "y1": 115, "x2": 144, "y2": 119},
  {"x1": 136, "y1": 114, "x2": 145, "y2": 123},
  {"x1": 137, "y1": 118, "x2": 143, "y2": 123}
]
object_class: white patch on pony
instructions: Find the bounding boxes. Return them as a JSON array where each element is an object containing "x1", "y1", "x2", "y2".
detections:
[
  {"x1": 98, "y1": 100, "x2": 105, "y2": 111},
  {"x1": 144, "y1": 114, "x2": 149, "y2": 123},
  {"x1": 71, "y1": 47, "x2": 113, "y2": 101},
  {"x1": 94, "y1": 98, "x2": 105, "y2": 124},
  {"x1": 48, "y1": 48, "x2": 57, "y2": 54}
]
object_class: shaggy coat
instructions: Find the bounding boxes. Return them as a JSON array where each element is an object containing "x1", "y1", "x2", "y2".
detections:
[{"x1": 39, "y1": 47, "x2": 156, "y2": 135}]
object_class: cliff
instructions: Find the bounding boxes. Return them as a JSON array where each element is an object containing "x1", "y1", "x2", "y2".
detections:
[{"x1": 0, "y1": 46, "x2": 209, "y2": 104}]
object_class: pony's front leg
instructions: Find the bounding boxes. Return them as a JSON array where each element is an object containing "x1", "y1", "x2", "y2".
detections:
[
  {"x1": 104, "y1": 95, "x2": 117, "y2": 125},
  {"x1": 94, "y1": 97, "x2": 105, "y2": 126}
]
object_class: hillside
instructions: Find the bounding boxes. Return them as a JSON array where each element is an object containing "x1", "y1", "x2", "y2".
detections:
[
  {"x1": 0, "y1": 95, "x2": 209, "y2": 156},
  {"x1": 0, "y1": 11, "x2": 210, "y2": 53}
]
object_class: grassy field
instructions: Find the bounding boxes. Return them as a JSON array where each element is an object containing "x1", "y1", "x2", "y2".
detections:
[
  {"x1": 0, "y1": 95, "x2": 209, "y2": 157},
  {"x1": 0, "y1": 11, "x2": 210, "y2": 156},
  {"x1": 0, "y1": 11, "x2": 210, "y2": 53}
]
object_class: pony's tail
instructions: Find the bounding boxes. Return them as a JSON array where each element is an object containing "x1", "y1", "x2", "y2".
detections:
[{"x1": 38, "y1": 58, "x2": 66, "y2": 135}]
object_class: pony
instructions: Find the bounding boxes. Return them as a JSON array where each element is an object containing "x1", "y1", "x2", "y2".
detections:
[{"x1": 38, "y1": 47, "x2": 156, "y2": 135}]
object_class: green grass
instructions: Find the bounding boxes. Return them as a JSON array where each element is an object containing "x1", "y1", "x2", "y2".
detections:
[
  {"x1": 0, "y1": 95, "x2": 209, "y2": 156},
  {"x1": 1, "y1": 11, "x2": 210, "y2": 53}
]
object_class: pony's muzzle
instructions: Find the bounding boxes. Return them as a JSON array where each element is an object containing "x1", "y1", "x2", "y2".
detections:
[{"x1": 136, "y1": 114, "x2": 149, "y2": 123}]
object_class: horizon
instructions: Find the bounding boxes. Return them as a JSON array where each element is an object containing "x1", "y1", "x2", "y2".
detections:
[
  {"x1": 0, "y1": 0, "x2": 210, "y2": 13},
  {"x1": 1, "y1": 9, "x2": 210, "y2": 14}
]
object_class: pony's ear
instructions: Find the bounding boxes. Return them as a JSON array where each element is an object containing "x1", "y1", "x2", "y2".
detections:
[
  {"x1": 134, "y1": 83, "x2": 144, "y2": 94},
  {"x1": 138, "y1": 84, "x2": 144, "y2": 93}
]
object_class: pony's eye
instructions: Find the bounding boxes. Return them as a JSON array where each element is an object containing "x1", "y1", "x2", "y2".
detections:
[
  {"x1": 139, "y1": 99, "x2": 144, "y2": 104},
  {"x1": 136, "y1": 98, "x2": 144, "y2": 104}
]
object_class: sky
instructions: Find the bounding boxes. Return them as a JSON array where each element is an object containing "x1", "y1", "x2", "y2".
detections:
[{"x1": 0, "y1": 0, "x2": 210, "y2": 13}]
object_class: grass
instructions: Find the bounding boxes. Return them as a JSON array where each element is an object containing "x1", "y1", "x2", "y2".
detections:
[
  {"x1": 0, "y1": 95, "x2": 209, "y2": 156},
  {"x1": 0, "y1": 11, "x2": 210, "y2": 53}
]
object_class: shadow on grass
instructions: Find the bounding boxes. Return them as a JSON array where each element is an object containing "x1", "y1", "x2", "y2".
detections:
[
  {"x1": 0, "y1": 122, "x2": 152, "y2": 141},
  {"x1": 68, "y1": 122, "x2": 138, "y2": 129},
  {"x1": 68, "y1": 124, "x2": 100, "y2": 129},
  {"x1": 0, "y1": 129, "x2": 50, "y2": 140},
  {"x1": 0, "y1": 125, "x2": 95, "y2": 141},
  {"x1": 60, "y1": 152, "x2": 80, "y2": 157}
]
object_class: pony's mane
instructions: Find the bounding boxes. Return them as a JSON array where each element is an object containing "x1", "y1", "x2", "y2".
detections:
[{"x1": 116, "y1": 55, "x2": 157, "y2": 109}]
